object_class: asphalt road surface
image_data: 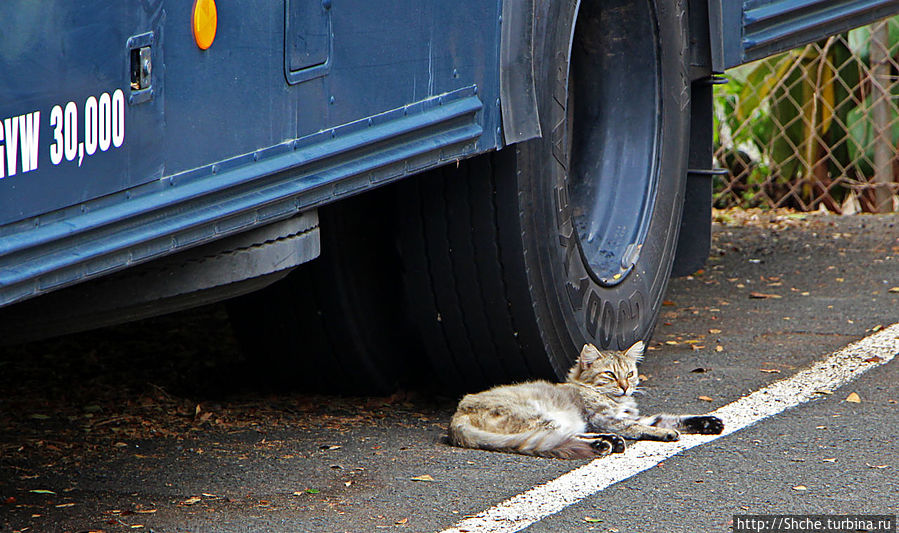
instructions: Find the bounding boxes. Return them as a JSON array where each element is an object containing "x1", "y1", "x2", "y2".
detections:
[{"x1": 1, "y1": 210, "x2": 897, "y2": 533}]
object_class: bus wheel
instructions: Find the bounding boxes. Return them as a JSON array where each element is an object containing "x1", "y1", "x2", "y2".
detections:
[{"x1": 394, "y1": 0, "x2": 691, "y2": 390}]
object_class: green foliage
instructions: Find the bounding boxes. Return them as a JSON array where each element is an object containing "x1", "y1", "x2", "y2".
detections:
[
  {"x1": 714, "y1": 16, "x2": 899, "y2": 209},
  {"x1": 847, "y1": 94, "x2": 899, "y2": 175}
]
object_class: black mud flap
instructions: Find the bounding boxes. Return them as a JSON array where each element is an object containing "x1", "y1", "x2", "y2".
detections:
[{"x1": 671, "y1": 80, "x2": 716, "y2": 277}]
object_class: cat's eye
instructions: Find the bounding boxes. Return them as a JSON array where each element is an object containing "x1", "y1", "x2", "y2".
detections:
[
  {"x1": 627, "y1": 371, "x2": 634, "y2": 378},
  {"x1": 602, "y1": 371, "x2": 616, "y2": 379}
]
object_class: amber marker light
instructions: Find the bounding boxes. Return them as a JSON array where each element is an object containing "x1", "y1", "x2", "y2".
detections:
[{"x1": 192, "y1": 0, "x2": 218, "y2": 50}]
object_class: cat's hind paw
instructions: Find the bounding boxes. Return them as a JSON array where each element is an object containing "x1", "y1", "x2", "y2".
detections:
[
  {"x1": 601, "y1": 434, "x2": 627, "y2": 454},
  {"x1": 659, "y1": 428, "x2": 680, "y2": 441},
  {"x1": 682, "y1": 415, "x2": 724, "y2": 435},
  {"x1": 577, "y1": 433, "x2": 626, "y2": 455}
]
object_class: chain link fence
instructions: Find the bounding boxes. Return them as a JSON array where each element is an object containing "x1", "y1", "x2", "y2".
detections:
[{"x1": 714, "y1": 16, "x2": 899, "y2": 213}]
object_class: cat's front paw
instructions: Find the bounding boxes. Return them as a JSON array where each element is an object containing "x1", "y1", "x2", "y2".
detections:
[{"x1": 682, "y1": 415, "x2": 724, "y2": 435}]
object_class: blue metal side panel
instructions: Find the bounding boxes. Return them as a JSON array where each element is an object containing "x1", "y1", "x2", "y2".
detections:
[
  {"x1": 0, "y1": 2, "x2": 167, "y2": 224},
  {"x1": 0, "y1": 0, "x2": 504, "y2": 306},
  {"x1": 716, "y1": 0, "x2": 899, "y2": 69},
  {"x1": 160, "y1": 0, "x2": 296, "y2": 178}
]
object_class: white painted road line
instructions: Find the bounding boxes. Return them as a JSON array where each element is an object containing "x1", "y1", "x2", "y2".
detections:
[{"x1": 440, "y1": 323, "x2": 899, "y2": 533}]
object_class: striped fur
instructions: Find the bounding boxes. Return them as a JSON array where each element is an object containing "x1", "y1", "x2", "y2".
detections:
[{"x1": 448, "y1": 342, "x2": 724, "y2": 458}]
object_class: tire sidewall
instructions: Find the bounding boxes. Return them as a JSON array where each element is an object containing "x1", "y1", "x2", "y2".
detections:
[{"x1": 515, "y1": 0, "x2": 690, "y2": 373}]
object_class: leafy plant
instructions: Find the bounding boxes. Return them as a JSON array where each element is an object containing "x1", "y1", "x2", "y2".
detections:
[{"x1": 714, "y1": 16, "x2": 899, "y2": 211}]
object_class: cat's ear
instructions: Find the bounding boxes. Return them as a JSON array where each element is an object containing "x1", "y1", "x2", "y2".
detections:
[
  {"x1": 579, "y1": 343, "x2": 601, "y2": 369},
  {"x1": 623, "y1": 341, "x2": 645, "y2": 362}
]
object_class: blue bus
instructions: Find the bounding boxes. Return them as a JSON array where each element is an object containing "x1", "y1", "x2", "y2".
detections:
[{"x1": 0, "y1": 0, "x2": 895, "y2": 391}]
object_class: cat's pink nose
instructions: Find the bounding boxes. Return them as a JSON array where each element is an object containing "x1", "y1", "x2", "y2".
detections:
[{"x1": 618, "y1": 381, "x2": 629, "y2": 393}]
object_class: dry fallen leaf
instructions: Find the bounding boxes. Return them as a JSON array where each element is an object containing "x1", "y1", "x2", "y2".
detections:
[
  {"x1": 888, "y1": 287, "x2": 899, "y2": 293},
  {"x1": 792, "y1": 485, "x2": 808, "y2": 491},
  {"x1": 698, "y1": 396, "x2": 714, "y2": 402},
  {"x1": 180, "y1": 496, "x2": 201, "y2": 506},
  {"x1": 662, "y1": 300, "x2": 676, "y2": 306},
  {"x1": 845, "y1": 392, "x2": 861, "y2": 403},
  {"x1": 865, "y1": 463, "x2": 890, "y2": 469},
  {"x1": 760, "y1": 368, "x2": 781, "y2": 374},
  {"x1": 55, "y1": 503, "x2": 76, "y2": 508},
  {"x1": 411, "y1": 475, "x2": 435, "y2": 482},
  {"x1": 708, "y1": 328, "x2": 721, "y2": 334},
  {"x1": 396, "y1": 518, "x2": 409, "y2": 525},
  {"x1": 584, "y1": 517, "x2": 602, "y2": 523},
  {"x1": 864, "y1": 356, "x2": 883, "y2": 363},
  {"x1": 822, "y1": 458, "x2": 837, "y2": 463},
  {"x1": 749, "y1": 291, "x2": 782, "y2": 299},
  {"x1": 715, "y1": 345, "x2": 724, "y2": 352}
]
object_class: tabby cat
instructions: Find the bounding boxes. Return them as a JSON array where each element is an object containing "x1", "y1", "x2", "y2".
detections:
[{"x1": 448, "y1": 341, "x2": 724, "y2": 459}]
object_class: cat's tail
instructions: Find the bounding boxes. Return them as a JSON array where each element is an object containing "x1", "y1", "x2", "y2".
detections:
[{"x1": 448, "y1": 414, "x2": 601, "y2": 459}]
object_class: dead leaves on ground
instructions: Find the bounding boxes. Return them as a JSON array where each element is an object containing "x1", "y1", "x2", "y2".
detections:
[
  {"x1": 713, "y1": 208, "x2": 812, "y2": 229},
  {"x1": 844, "y1": 392, "x2": 862, "y2": 403},
  {"x1": 749, "y1": 291, "x2": 782, "y2": 299}
]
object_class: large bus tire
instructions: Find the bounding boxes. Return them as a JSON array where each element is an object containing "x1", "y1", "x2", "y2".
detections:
[{"x1": 394, "y1": 0, "x2": 691, "y2": 390}]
